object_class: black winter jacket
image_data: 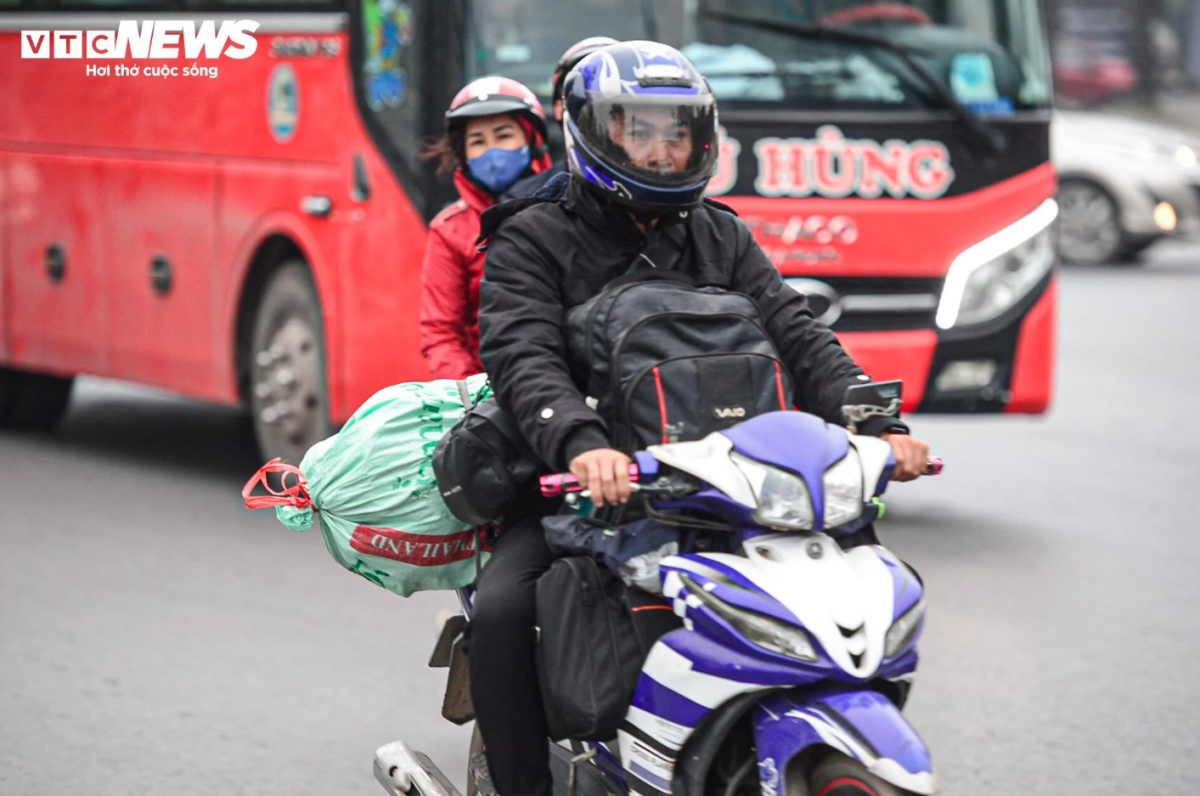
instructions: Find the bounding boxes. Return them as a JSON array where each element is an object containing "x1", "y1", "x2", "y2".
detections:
[{"x1": 478, "y1": 178, "x2": 904, "y2": 471}]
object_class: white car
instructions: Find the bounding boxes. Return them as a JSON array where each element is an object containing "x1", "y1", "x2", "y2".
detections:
[{"x1": 1053, "y1": 110, "x2": 1200, "y2": 264}]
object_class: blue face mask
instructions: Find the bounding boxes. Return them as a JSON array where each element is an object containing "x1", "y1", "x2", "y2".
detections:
[{"x1": 467, "y1": 145, "x2": 531, "y2": 194}]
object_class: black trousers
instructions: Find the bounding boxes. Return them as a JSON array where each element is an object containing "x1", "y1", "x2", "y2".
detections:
[{"x1": 468, "y1": 516, "x2": 555, "y2": 796}]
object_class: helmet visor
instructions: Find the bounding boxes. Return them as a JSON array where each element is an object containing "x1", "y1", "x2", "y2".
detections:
[{"x1": 574, "y1": 94, "x2": 718, "y2": 187}]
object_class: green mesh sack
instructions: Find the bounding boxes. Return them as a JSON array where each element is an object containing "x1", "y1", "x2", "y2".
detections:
[{"x1": 243, "y1": 375, "x2": 491, "y2": 596}]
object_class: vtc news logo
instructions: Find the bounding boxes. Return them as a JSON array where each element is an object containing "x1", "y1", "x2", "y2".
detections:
[{"x1": 20, "y1": 20, "x2": 260, "y2": 60}]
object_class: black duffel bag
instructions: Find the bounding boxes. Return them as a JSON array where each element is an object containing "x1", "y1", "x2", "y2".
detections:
[
  {"x1": 535, "y1": 556, "x2": 681, "y2": 741},
  {"x1": 433, "y1": 386, "x2": 545, "y2": 527}
]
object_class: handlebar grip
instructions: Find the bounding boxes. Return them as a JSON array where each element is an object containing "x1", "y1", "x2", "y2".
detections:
[
  {"x1": 539, "y1": 464, "x2": 641, "y2": 497},
  {"x1": 922, "y1": 457, "x2": 944, "y2": 476}
]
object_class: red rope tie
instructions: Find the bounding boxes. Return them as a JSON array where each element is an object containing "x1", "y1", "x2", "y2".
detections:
[{"x1": 242, "y1": 458, "x2": 313, "y2": 510}]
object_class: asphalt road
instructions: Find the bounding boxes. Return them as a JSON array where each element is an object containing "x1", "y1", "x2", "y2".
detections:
[{"x1": 3, "y1": 244, "x2": 1199, "y2": 795}]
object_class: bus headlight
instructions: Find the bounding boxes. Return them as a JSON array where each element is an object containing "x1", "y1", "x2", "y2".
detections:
[
  {"x1": 884, "y1": 598, "x2": 926, "y2": 657},
  {"x1": 936, "y1": 199, "x2": 1058, "y2": 329},
  {"x1": 682, "y1": 575, "x2": 818, "y2": 662},
  {"x1": 823, "y1": 448, "x2": 863, "y2": 528},
  {"x1": 732, "y1": 453, "x2": 815, "y2": 531}
]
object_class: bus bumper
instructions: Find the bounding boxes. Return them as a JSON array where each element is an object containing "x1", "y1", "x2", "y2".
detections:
[{"x1": 839, "y1": 273, "x2": 1057, "y2": 415}]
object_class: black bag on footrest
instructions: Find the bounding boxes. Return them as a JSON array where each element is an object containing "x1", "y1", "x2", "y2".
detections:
[{"x1": 535, "y1": 556, "x2": 680, "y2": 741}]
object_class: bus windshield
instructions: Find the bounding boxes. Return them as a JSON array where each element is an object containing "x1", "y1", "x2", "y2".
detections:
[{"x1": 468, "y1": 0, "x2": 1051, "y2": 114}]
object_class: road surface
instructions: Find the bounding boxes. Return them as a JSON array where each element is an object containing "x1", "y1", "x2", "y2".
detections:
[{"x1": 3, "y1": 245, "x2": 1199, "y2": 794}]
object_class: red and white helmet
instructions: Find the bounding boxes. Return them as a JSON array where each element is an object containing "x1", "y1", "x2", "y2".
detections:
[{"x1": 445, "y1": 76, "x2": 549, "y2": 145}]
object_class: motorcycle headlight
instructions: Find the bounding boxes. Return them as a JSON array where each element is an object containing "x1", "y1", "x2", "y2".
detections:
[
  {"x1": 884, "y1": 597, "x2": 926, "y2": 658},
  {"x1": 822, "y1": 448, "x2": 863, "y2": 529},
  {"x1": 937, "y1": 199, "x2": 1058, "y2": 329},
  {"x1": 731, "y1": 453, "x2": 814, "y2": 530},
  {"x1": 682, "y1": 575, "x2": 818, "y2": 662}
]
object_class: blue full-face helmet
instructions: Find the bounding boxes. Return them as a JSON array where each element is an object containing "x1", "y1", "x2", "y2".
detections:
[{"x1": 562, "y1": 41, "x2": 719, "y2": 212}]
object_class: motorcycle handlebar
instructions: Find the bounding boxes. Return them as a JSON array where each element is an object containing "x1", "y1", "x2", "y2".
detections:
[
  {"x1": 539, "y1": 464, "x2": 641, "y2": 498},
  {"x1": 538, "y1": 457, "x2": 943, "y2": 497}
]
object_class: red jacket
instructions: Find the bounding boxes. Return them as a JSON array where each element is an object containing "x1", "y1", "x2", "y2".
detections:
[
  {"x1": 419, "y1": 170, "x2": 494, "y2": 380},
  {"x1": 419, "y1": 146, "x2": 551, "y2": 379}
]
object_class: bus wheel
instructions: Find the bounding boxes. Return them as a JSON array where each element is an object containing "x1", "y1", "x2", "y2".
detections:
[
  {"x1": 248, "y1": 262, "x2": 332, "y2": 464},
  {"x1": 0, "y1": 367, "x2": 75, "y2": 431}
]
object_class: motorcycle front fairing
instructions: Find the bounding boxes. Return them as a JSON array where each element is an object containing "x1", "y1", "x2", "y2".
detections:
[
  {"x1": 754, "y1": 689, "x2": 939, "y2": 795},
  {"x1": 617, "y1": 537, "x2": 929, "y2": 796},
  {"x1": 645, "y1": 411, "x2": 898, "y2": 537},
  {"x1": 612, "y1": 412, "x2": 932, "y2": 795}
]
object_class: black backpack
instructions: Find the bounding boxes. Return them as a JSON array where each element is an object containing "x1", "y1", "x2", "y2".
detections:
[{"x1": 565, "y1": 272, "x2": 794, "y2": 453}]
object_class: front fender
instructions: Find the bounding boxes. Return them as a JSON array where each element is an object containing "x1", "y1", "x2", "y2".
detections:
[{"x1": 753, "y1": 690, "x2": 939, "y2": 795}]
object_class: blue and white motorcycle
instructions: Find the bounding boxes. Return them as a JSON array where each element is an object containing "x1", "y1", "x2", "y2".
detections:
[{"x1": 375, "y1": 395, "x2": 941, "y2": 796}]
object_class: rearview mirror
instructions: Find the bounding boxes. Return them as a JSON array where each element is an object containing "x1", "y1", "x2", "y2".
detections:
[{"x1": 842, "y1": 380, "x2": 903, "y2": 429}]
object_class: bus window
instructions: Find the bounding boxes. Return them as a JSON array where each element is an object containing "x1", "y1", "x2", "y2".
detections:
[
  {"x1": 467, "y1": 0, "x2": 645, "y2": 106},
  {"x1": 197, "y1": 0, "x2": 345, "y2": 5},
  {"x1": 675, "y1": 0, "x2": 1049, "y2": 112},
  {"x1": 359, "y1": 0, "x2": 422, "y2": 173},
  {"x1": 56, "y1": 0, "x2": 177, "y2": 7},
  {"x1": 467, "y1": 0, "x2": 1051, "y2": 115}
]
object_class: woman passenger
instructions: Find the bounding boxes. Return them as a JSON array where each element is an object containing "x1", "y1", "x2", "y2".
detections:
[{"x1": 419, "y1": 77, "x2": 552, "y2": 379}]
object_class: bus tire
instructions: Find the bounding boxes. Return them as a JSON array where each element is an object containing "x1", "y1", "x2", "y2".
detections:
[
  {"x1": 0, "y1": 367, "x2": 75, "y2": 431},
  {"x1": 248, "y1": 261, "x2": 333, "y2": 464}
]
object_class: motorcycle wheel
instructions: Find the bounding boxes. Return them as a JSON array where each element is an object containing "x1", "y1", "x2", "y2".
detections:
[{"x1": 805, "y1": 752, "x2": 913, "y2": 796}]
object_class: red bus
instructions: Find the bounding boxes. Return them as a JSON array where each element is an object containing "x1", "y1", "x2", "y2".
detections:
[{"x1": 0, "y1": 1, "x2": 1056, "y2": 463}]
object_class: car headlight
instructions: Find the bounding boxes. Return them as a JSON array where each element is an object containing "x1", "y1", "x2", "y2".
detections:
[
  {"x1": 682, "y1": 574, "x2": 818, "y2": 662},
  {"x1": 884, "y1": 597, "x2": 926, "y2": 657},
  {"x1": 937, "y1": 199, "x2": 1058, "y2": 329},
  {"x1": 823, "y1": 448, "x2": 863, "y2": 529},
  {"x1": 731, "y1": 453, "x2": 814, "y2": 530},
  {"x1": 1177, "y1": 144, "x2": 1198, "y2": 168}
]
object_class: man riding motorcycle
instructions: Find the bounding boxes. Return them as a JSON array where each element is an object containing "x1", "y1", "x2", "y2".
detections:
[{"x1": 472, "y1": 41, "x2": 931, "y2": 796}]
